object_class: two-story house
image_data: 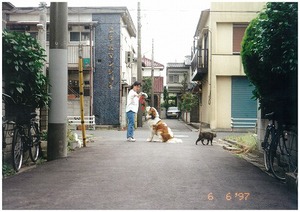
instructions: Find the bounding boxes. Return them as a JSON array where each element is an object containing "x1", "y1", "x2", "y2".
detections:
[
  {"x1": 166, "y1": 56, "x2": 192, "y2": 106},
  {"x1": 4, "y1": 5, "x2": 137, "y2": 127},
  {"x1": 191, "y1": 2, "x2": 265, "y2": 130}
]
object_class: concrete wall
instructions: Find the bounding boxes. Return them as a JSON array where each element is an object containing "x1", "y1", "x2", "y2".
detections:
[{"x1": 67, "y1": 99, "x2": 90, "y2": 116}]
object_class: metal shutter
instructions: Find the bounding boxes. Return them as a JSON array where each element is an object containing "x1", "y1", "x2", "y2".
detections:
[{"x1": 231, "y1": 76, "x2": 257, "y2": 128}]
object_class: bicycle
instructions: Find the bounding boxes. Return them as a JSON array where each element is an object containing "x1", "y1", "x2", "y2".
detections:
[
  {"x1": 261, "y1": 112, "x2": 298, "y2": 181},
  {"x1": 12, "y1": 112, "x2": 41, "y2": 172}
]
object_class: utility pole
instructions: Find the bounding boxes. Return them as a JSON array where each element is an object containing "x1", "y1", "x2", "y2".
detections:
[
  {"x1": 47, "y1": 2, "x2": 68, "y2": 161},
  {"x1": 151, "y1": 38, "x2": 154, "y2": 107},
  {"x1": 37, "y1": 2, "x2": 48, "y2": 131},
  {"x1": 137, "y1": 2, "x2": 143, "y2": 127},
  {"x1": 37, "y1": 2, "x2": 47, "y2": 75}
]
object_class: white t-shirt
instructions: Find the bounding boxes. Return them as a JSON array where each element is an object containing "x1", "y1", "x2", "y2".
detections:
[{"x1": 126, "y1": 89, "x2": 139, "y2": 113}]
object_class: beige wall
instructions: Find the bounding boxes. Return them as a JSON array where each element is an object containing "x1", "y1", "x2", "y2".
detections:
[
  {"x1": 198, "y1": 2, "x2": 265, "y2": 129},
  {"x1": 216, "y1": 76, "x2": 231, "y2": 128},
  {"x1": 199, "y1": 75, "x2": 210, "y2": 125},
  {"x1": 215, "y1": 23, "x2": 232, "y2": 54},
  {"x1": 213, "y1": 55, "x2": 245, "y2": 76},
  {"x1": 211, "y1": 2, "x2": 265, "y2": 12}
]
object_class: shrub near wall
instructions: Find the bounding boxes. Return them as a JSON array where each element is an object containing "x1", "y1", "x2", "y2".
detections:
[
  {"x1": 241, "y1": 2, "x2": 298, "y2": 125},
  {"x1": 2, "y1": 31, "x2": 50, "y2": 122}
]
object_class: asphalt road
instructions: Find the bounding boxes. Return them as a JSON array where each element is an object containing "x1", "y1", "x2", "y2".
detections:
[{"x1": 2, "y1": 119, "x2": 298, "y2": 209}]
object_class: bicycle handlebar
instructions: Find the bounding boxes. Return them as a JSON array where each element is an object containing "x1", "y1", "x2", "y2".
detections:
[
  {"x1": 2, "y1": 93, "x2": 16, "y2": 104},
  {"x1": 265, "y1": 112, "x2": 275, "y2": 120}
]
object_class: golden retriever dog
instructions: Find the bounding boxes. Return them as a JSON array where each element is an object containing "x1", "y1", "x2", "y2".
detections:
[{"x1": 146, "y1": 107, "x2": 182, "y2": 143}]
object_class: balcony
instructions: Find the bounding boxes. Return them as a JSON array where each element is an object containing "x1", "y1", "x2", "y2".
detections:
[
  {"x1": 45, "y1": 44, "x2": 91, "y2": 65},
  {"x1": 191, "y1": 48, "x2": 208, "y2": 81}
]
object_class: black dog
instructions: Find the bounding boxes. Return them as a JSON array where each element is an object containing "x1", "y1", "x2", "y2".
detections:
[{"x1": 195, "y1": 132, "x2": 217, "y2": 145}]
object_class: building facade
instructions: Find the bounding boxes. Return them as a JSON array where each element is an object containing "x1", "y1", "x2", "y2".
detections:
[
  {"x1": 166, "y1": 56, "x2": 192, "y2": 104},
  {"x1": 191, "y1": 2, "x2": 265, "y2": 130},
  {"x1": 3, "y1": 5, "x2": 137, "y2": 127},
  {"x1": 141, "y1": 56, "x2": 164, "y2": 111}
]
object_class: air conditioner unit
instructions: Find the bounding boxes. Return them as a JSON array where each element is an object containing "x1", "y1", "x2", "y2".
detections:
[{"x1": 125, "y1": 51, "x2": 134, "y2": 64}]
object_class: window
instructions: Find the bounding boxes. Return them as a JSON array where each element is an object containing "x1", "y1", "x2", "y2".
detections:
[
  {"x1": 70, "y1": 32, "x2": 80, "y2": 41},
  {"x1": 70, "y1": 32, "x2": 90, "y2": 42},
  {"x1": 169, "y1": 74, "x2": 179, "y2": 83},
  {"x1": 81, "y1": 32, "x2": 90, "y2": 41},
  {"x1": 232, "y1": 24, "x2": 248, "y2": 54},
  {"x1": 29, "y1": 32, "x2": 38, "y2": 39}
]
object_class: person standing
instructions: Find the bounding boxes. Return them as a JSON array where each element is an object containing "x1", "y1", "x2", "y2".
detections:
[{"x1": 125, "y1": 81, "x2": 146, "y2": 142}]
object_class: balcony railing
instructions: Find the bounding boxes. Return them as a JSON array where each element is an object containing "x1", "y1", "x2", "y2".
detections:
[
  {"x1": 45, "y1": 44, "x2": 91, "y2": 64},
  {"x1": 191, "y1": 48, "x2": 208, "y2": 74}
]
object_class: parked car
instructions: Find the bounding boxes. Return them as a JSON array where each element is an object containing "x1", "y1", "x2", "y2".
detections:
[{"x1": 167, "y1": 107, "x2": 180, "y2": 119}]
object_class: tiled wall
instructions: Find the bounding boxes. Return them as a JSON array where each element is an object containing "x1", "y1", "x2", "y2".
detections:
[{"x1": 92, "y1": 14, "x2": 121, "y2": 125}]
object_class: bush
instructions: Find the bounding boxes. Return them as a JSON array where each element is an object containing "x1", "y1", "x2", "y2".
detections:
[
  {"x1": 241, "y1": 2, "x2": 297, "y2": 124},
  {"x1": 2, "y1": 31, "x2": 51, "y2": 110},
  {"x1": 181, "y1": 92, "x2": 198, "y2": 112}
]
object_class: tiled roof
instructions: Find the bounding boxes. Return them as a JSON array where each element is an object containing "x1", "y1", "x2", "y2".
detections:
[{"x1": 142, "y1": 56, "x2": 164, "y2": 68}]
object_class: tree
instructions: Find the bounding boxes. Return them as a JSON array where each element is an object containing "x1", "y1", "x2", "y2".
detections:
[
  {"x1": 162, "y1": 86, "x2": 169, "y2": 110},
  {"x1": 181, "y1": 92, "x2": 198, "y2": 113},
  {"x1": 3, "y1": 31, "x2": 51, "y2": 122},
  {"x1": 241, "y1": 2, "x2": 297, "y2": 124},
  {"x1": 142, "y1": 77, "x2": 152, "y2": 97},
  {"x1": 180, "y1": 73, "x2": 188, "y2": 94}
]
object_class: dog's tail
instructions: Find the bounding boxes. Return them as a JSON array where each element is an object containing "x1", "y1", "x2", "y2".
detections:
[{"x1": 167, "y1": 137, "x2": 183, "y2": 144}]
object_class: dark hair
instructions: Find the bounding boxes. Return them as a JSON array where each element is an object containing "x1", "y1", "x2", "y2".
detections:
[{"x1": 130, "y1": 81, "x2": 141, "y2": 90}]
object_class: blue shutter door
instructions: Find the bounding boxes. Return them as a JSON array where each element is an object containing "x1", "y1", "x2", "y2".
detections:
[{"x1": 231, "y1": 76, "x2": 257, "y2": 119}]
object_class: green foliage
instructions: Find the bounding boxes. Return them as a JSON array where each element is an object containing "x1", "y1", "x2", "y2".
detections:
[
  {"x1": 226, "y1": 133, "x2": 258, "y2": 152},
  {"x1": 142, "y1": 77, "x2": 152, "y2": 98},
  {"x1": 2, "y1": 31, "x2": 51, "y2": 109},
  {"x1": 181, "y1": 92, "x2": 198, "y2": 112},
  {"x1": 162, "y1": 86, "x2": 170, "y2": 109},
  {"x1": 181, "y1": 73, "x2": 188, "y2": 94},
  {"x1": 241, "y1": 2, "x2": 297, "y2": 124},
  {"x1": 2, "y1": 163, "x2": 16, "y2": 178},
  {"x1": 163, "y1": 86, "x2": 168, "y2": 102}
]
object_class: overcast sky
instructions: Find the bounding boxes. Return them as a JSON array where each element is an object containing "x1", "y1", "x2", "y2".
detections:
[{"x1": 9, "y1": 0, "x2": 211, "y2": 65}]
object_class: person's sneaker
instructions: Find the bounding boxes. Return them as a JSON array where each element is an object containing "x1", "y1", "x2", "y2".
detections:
[{"x1": 127, "y1": 137, "x2": 136, "y2": 142}]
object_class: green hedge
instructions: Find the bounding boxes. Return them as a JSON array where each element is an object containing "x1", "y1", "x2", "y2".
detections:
[{"x1": 241, "y1": 2, "x2": 298, "y2": 124}]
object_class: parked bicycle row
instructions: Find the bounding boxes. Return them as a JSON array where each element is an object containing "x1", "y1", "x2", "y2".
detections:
[
  {"x1": 261, "y1": 112, "x2": 298, "y2": 182},
  {"x1": 2, "y1": 94, "x2": 41, "y2": 172}
]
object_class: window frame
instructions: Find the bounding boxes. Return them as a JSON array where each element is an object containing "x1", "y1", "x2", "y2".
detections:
[
  {"x1": 232, "y1": 24, "x2": 248, "y2": 54},
  {"x1": 70, "y1": 31, "x2": 90, "y2": 42}
]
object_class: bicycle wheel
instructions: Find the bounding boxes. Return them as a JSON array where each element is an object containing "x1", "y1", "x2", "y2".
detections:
[
  {"x1": 269, "y1": 131, "x2": 289, "y2": 181},
  {"x1": 284, "y1": 130, "x2": 298, "y2": 179},
  {"x1": 262, "y1": 126, "x2": 273, "y2": 171},
  {"x1": 28, "y1": 123, "x2": 40, "y2": 162},
  {"x1": 12, "y1": 127, "x2": 23, "y2": 172}
]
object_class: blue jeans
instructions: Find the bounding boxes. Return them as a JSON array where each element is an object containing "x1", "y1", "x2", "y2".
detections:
[{"x1": 127, "y1": 111, "x2": 135, "y2": 138}]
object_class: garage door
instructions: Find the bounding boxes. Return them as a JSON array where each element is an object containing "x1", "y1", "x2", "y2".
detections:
[{"x1": 231, "y1": 76, "x2": 257, "y2": 128}]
